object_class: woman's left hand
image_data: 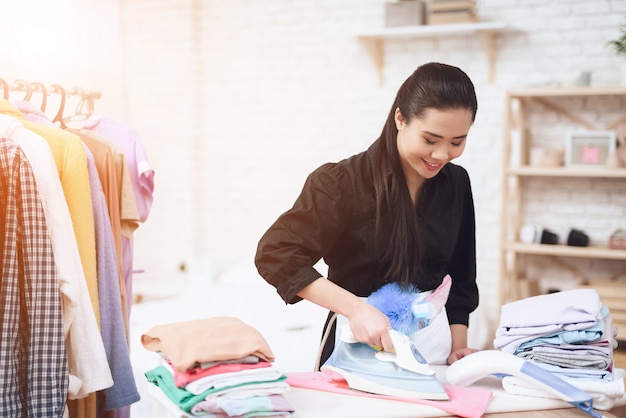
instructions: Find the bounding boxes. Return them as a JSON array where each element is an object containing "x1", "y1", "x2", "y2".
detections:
[{"x1": 447, "y1": 347, "x2": 478, "y2": 364}]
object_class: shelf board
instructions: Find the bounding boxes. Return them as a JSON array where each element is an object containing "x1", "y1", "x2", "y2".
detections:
[
  {"x1": 504, "y1": 242, "x2": 626, "y2": 260},
  {"x1": 357, "y1": 21, "x2": 508, "y2": 39},
  {"x1": 508, "y1": 86, "x2": 626, "y2": 98},
  {"x1": 506, "y1": 166, "x2": 626, "y2": 178},
  {"x1": 356, "y1": 21, "x2": 509, "y2": 85}
]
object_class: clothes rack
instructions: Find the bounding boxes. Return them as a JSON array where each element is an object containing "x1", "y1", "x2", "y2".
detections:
[
  {"x1": 0, "y1": 77, "x2": 101, "y2": 127},
  {"x1": 0, "y1": 77, "x2": 148, "y2": 418}
]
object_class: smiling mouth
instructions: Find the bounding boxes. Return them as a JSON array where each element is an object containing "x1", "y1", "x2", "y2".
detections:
[{"x1": 423, "y1": 160, "x2": 442, "y2": 170}]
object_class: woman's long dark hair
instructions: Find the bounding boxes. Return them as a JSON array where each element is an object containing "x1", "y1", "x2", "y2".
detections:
[{"x1": 373, "y1": 62, "x2": 477, "y2": 288}]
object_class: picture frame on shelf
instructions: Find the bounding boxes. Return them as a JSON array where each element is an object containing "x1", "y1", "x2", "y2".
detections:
[{"x1": 565, "y1": 130, "x2": 616, "y2": 168}]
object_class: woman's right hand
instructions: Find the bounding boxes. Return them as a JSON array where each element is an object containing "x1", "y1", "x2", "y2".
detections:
[
  {"x1": 297, "y1": 277, "x2": 395, "y2": 352},
  {"x1": 347, "y1": 300, "x2": 394, "y2": 352}
]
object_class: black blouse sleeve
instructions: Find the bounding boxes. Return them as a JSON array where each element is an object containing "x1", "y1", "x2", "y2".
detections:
[
  {"x1": 255, "y1": 162, "x2": 353, "y2": 304},
  {"x1": 444, "y1": 167, "x2": 479, "y2": 327}
]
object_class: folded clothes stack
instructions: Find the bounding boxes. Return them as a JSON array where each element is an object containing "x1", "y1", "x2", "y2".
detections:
[
  {"x1": 141, "y1": 316, "x2": 294, "y2": 417},
  {"x1": 494, "y1": 289, "x2": 625, "y2": 410}
]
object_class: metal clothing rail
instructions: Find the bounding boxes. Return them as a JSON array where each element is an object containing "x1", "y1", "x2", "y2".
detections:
[{"x1": 0, "y1": 77, "x2": 101, "y2": 128}]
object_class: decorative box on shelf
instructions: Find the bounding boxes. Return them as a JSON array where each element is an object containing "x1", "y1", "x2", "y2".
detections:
[
  {"x1": 427, "y1": 0, "x2": 477, "y2": 25},
  {"x1": 610, "y1": 229, "x2": 626, "y2": 250},
  {"x1": 384, "y1": 0, "x2": 426, "y2": 27}
]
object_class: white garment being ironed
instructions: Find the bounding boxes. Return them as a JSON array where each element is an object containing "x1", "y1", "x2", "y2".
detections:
[
  {"x1": 0, "y1": 114, "x2": 113, "y2": 398},
  {"x1": 409, "y1": 308, "x2": 451, "y2": 365},
  {"x1": 335, "y1": 276, "x2": 453, "y2": 366}
]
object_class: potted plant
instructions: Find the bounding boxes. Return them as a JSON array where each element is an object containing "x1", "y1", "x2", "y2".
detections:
[
  {"x1": 608, "y1": 24, "x2": 626, "y2": 56},
  {"x1": 608, "y1": 22, "x2": 626, "y2": 85}
]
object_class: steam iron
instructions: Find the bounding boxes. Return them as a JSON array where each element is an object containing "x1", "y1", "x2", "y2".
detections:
[
  {"x1": 375, "y1": 329, "x2": 436, "y2": 376},
  {"x1": 320, "y1": 325, "x2": 448, "y2": 400}
]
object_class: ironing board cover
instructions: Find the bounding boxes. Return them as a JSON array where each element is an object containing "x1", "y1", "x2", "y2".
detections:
[{"x1": 287, "y1": 370, "x2": 492, "y2": 418}]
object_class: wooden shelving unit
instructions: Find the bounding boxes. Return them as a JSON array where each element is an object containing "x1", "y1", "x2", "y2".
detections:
[
  {"x1": 356, "y1": 21, "x2": 509, "y2": 85},
  {"x1": 500, "y1": 86, "x2": 626, "y2": 339}
]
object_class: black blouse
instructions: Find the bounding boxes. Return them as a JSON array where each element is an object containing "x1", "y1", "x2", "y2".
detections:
[{"x1": 255, "y1": 139, "x2": 479, "y2": 358}]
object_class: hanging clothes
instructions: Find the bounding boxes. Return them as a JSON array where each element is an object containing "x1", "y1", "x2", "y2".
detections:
[
  {"x1": 83, "y1": 115, "x2": 154, "y2": 223},
  {"x1": 0, "y1": 79, "x2": 153, "y2": 418},
  {"x1": 11, "y1": 98, "x2": 142, "y2": 414},
  {"x1": 0, "y1": 99, "x2": 100, "y2": 323},
  {"x1": 0, "y1": 114, "x2": 113, "y2": 402},
  {"x1": 0, "y1": 81, "x2": 151, "y2": 417},
  {"x1": 82, "y1": 143, "x2": 141, "y2": 410},
  {"x1": 83, "y1": 114, "x2": 154, "y2": 418},
  {"x1": 69, "y1": 127, "x2": 141, "y2": 335},
  {"x1": 0, "y1": 136, "x2": 68, "y2": 416},
  {"x1": 83, "y1": 115, "x2": 155, "y2": 317}
]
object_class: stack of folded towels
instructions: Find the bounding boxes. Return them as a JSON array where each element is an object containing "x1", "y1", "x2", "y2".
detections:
[
  {"x1": 493, "y1": 288, "x2": 625, "y2": 410},
  {"x1": 141, "y1": 316, "x2": 294, "y2": 417}
]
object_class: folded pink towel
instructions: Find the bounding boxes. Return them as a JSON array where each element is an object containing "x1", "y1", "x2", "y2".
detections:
[{"x1": 172, "y1": 360, "x2": 271, "y2": 388}]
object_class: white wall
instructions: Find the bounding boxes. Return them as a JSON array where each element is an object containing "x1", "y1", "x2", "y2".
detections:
[
  {"x1": 3, "y1": 0, "x2": 626, "y2": 325},
  {"x1": 118, "y1": 0, "x2": 626, "y2": 321}
]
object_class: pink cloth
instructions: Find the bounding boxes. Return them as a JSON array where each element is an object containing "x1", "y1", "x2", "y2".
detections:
[
  {"x1": 173, "y1": 361, "x2": 272, "y2": 388},
  {"x1": 286, "y1": 370, "x2": 491, "y2": 418},
  {"x1": 427, "y1": 274, "x2": 451, "y2": 316},
  {"x1": 83, "y1": 115, "x2": 154, "y2": 222}
]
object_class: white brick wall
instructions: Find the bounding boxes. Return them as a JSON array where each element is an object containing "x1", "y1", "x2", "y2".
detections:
[
  {"x1": 3, "y1": 0, "x2": 625, "y2": 324},
  {"x1": 112, "y1": 0, "x2": 626, "y2": 322}
]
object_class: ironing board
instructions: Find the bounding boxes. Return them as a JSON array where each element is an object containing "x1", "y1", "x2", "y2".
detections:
[
  {"x1": 284, "y1": 387, "x2": 620, "y2": 418},
  {"x1": 284, "y1": 365, "x2": 625, "y2": 418}
]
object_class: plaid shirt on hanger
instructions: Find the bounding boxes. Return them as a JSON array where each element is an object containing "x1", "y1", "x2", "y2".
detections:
[{"x1": 0, "y1": 137, "x2": 68, "y2": 417}]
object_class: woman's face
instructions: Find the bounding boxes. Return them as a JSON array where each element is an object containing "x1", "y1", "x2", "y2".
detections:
[{"x1": 395, "y1": 107, "x2": 473, "y2": 188}]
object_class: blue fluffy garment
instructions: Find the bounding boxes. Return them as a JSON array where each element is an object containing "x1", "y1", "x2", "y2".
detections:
[{"x1": 366, "y1": 283, "x2": 420, "y2": 335}]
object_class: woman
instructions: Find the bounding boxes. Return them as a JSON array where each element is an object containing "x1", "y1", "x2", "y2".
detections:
[{"x1": 255, "y1": 62, "x2": 479, "y2": 369}]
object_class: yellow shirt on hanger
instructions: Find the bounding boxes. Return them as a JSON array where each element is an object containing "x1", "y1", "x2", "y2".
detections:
[{"x1": 0, "y1": 99, "x2": 100, "y2": 323}]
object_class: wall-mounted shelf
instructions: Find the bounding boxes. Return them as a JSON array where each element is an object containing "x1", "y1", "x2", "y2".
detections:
[
  {"x1": 507, "y1": 86, "x2": 626, "y2": 98},
  {"x1": 357, "y1": 21, "x2": 509, "y2": 85},
  {"x1": 504, "y1": 242, "x2": 626, "y2": 261},
  {"x1": 506, "y1": 166, "x2": 626, "y2": 178}
]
